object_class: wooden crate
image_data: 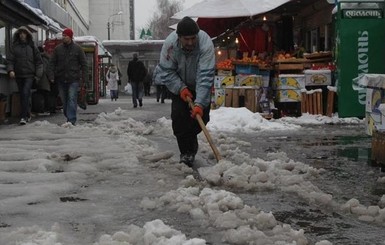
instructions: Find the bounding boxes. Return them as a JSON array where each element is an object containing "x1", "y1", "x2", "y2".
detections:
[
  {"x1": 301, "y1": 91, "x2": 323, "y2": 115},
  {"x1": 225, "y1": 87, "x2": 260, "y2": 112},
  {"x1": 0, "y1": 101, "x2": 6, "y2": 123},
  {"x1": 11, "y1": 93, "x2": 21, "y2": 117},
  {"x1": 371, "y1": 130, "x2": 385, "y2": 165},
  {"x1": 276, "y1": 63, "x2": 304, "y2": 71},
  {"x1": 326, "y1": 90, "x2": 336, "y2": 117}
]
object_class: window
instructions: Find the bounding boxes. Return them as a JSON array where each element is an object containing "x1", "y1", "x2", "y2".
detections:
[{"x1": 0, "y1": 20, "x2": 6, "y2": 64}]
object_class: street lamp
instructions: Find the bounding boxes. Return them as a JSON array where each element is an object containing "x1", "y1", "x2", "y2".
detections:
[{"x1": 107, "y1": 11, "x2": 123, "y2": 40}]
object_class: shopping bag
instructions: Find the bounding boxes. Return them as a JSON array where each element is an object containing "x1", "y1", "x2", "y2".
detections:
[{"x1": 77, "y1": 86, "x2": 87, "y2": 110}]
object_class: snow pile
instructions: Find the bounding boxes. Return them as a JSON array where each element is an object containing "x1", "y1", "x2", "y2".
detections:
[
  {"x1": 276, "y1": 113, "x2": 363, "y2": 125},
  {"x1": 208, "y1": 107, "x2": 301, "y2": 132},
  {"x1": 144, "y1": 187, "x2": 308, "y2": 245},
  {"x1": 341, "y1": 198, "x2": 385, "y2": 224},
  {"x1": 95, "y1": 219, "x2": 206, "y2": 245}
]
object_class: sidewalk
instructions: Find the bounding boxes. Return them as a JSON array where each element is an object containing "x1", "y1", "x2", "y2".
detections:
[{"x1": 1, "y1": 94, "x2": 172, "y2": 127}]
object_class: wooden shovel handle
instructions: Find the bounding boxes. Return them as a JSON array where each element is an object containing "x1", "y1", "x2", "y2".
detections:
[{"x1": 186, "y1": 97, "x2": 222, "y2": 162}]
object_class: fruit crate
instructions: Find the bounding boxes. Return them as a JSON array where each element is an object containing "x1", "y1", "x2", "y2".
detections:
[{"x1": 233, "y1": 62, "x2": 259, "y2": 75}]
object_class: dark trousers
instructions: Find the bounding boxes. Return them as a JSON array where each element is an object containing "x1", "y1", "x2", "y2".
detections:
[
  {"x1": 171, "y1": 93, "x2": 210, "y2": 155},
  {"x1": 144, "y1": 83, "x2": 151, "y2": 96},
  {"x1": 156, "y1": 85, "x2": 167, "y2": 102},
  {"x1": 16, "y1": 77, "x2": 34, "y2": 119},
  {"x1": 131, "y1": 82, "x2": 143, "y2": 106}
]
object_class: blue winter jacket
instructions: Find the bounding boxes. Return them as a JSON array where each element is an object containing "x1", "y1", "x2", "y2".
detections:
[{"x1": 158, "y1": 30, "x2": 215, "y2": 107}]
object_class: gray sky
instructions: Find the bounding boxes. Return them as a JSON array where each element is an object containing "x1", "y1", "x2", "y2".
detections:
[{"x1": 134, "y1": 0, "x2": 202, "y2": 30}]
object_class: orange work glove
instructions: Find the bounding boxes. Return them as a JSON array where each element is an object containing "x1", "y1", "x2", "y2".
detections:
[
  {"x1": 191, "y1": 105, "x2": 203, "y2": 118},
  {"x1": 180, "y1": 87, "x2": 193, "y2": 102}
]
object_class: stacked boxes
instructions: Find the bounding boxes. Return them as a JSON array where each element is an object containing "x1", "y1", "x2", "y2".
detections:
[
  {"x1": 235, "y1": 63, "x2": 259, "y2": 75},
  {"x1": 213, "y1": 62, "x2": 271, "y2": 113},
  {"x1": 275, "y1": 74, "x2": 305, "y2": 102},
  {"x1": 214, "y1": 75, "x2": 235, "y2": 88},
  {"x1": 365, "y1": 88, "x2": 385, "y2": 135},
  {"x1": 214, "y1": 88, "x2": 226, "y2": 108},
  {"x1": 304, "y1": 69, "x2": 332, "y2": 86},
  {"x1": 259, "y1": 70, "x2": 271, "y2": 87},
  {"x1": 235, "y1": 74, "x2": 263, "y2": 87},
  {"x1": 213, "y1": 75, "x2": 235, "y2": 108}
]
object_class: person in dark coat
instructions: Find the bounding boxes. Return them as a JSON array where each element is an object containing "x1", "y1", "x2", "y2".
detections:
[
  {"x1": 7, "y1": 26, "x2": 43, "y2": 125},
  {"x1": 127, "y1": 53, "x2": 146, "y2": 108},
  {"x1": 47, "y1": 28, "x2": 88, "y2": 125},
  {"x1": 153, "y1": 65, "x2": 167, "y2": 103},
  {"x1": 158, "y1": 17, "x2": 215, "y2": 167},
  {"x1": 143, "y1": 67, "x2": 152, "y2": 96},
  {"x1": 34, "y1": 47, "x2": 58, "y2": 114}
]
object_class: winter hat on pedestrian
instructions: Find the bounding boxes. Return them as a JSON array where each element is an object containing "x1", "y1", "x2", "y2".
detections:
[
  {"x1": 176, "y1": 17, "x2": 200, "y2": 36},
  {"x1": 62, "y1": 28, "x2": 74, "y2": 39}
]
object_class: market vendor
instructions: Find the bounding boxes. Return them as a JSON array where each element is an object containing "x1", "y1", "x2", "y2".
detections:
[{"x1": 157, "y1": 16, "x2": 215, "y2": 167}]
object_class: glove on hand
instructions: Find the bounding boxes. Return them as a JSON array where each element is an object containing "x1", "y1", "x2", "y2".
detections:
[
  {"x1": 180, "y1": 87, "x2": 193, "y2": 102},
  {"x1": 191, "y1": 105, "x2": 203, "y2": 118}
]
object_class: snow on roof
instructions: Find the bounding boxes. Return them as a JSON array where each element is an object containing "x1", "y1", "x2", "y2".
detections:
[
  {"x1": 18, "y1": 0, "x2": 62, "y2": 32},
  {"x1": 102, "y1": 40, "x2": 165, "y2": 46},
  {"x1": 74, "y1": 36, "x2": 111, "y2": 57}
]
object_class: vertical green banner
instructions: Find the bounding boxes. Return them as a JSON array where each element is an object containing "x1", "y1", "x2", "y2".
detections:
[{"x1": 336, "y1": 2, "x2": 385, "y2": 118}]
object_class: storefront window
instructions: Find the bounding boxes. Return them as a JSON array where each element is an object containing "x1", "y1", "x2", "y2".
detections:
[
  {"x1": 0, "y1": 20, "x2": 6, "y2": 65},
  {"x1": 310, "y1": 28, "x2": 319, "y2": 53}
]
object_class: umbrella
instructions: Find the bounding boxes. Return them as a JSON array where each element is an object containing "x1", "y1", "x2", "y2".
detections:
[{"x1": 172, "y1": 0, "x2": 292, "y2": 19}]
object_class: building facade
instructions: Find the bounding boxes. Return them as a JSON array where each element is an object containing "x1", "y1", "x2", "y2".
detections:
[{"x1": 89, "y1": 0, "x2": 134, "y2": 41}]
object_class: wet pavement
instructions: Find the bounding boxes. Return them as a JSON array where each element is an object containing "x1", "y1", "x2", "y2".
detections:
[
  {"x1": 4, "y1": 94, "x2": 385, "y2": 245},
  {"x1": 232, "y1": 124, "x2": 385, "y2": 245}
]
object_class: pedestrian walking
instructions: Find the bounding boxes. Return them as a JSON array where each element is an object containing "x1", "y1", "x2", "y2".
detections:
[
  {"x1": 153, "y1": 65, "x2": 167, "y2": 103},
  {"x1": 117, "y1": 67, "x2": 122, "y2": 98},
  {"x1": 127, "y1": 53, "x2": 147, "y2": 108},
  {"x1": 144, "y1": 67, "x2": 152, "y2": 96},
  {"x1": 158, "y1": 16, "x2": 215, "y2": 167},
  {"x1": 32, "y1": 47, "x2": 57, "y2": 115},
  {"x1": 7, "y1": 26, "x2": 43, "y2": 125},
  {"x1": 47, "y1": 28, "x2": 88, "y2": 125},
  {"x1": 106, "y1": 64, "x2": 119, "y2": 101}
]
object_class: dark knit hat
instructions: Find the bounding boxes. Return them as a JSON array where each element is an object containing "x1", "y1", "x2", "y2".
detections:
[
  {"x1": 62, "y1": 28, "x2": 74, "y2": 39},
  {"x1": 176, "y1": 17, "x2": 200, "y2": 36}
]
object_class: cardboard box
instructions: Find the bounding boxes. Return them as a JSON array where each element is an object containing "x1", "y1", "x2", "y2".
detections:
[
  {"x1": 214, "y1": 75, "x2": 235, "y2": 88},
  {"x1": 365, "y1": 88, "x2": 385, "y2": 113},
  {"x1": 276, "y1": 89, "x2": 302, "y2": 102},
  {"x1": 304, "y1": 69, "x2": 332, "y2": 86},
  {"x1": 213, "y1": 88, "x2": 226, "y2": 108},
  {"x1": 217, "y1": 69, "x2": 233, "y2": 76},
  {"x1": 235, "y1": 74, "x2": 263, "y2": 87},
  {"x1": 365, "y1": 112, "x2": 382, "y2": 136},
  {"x1": 276, "y1": 74, "x2": 305, "y2": 89},
  {"x1": 235, "y1": 63, "x2": 259, "y2": 75},
  {"x1": 259, "y1": 70, "x2": 270, "y2": 87}
]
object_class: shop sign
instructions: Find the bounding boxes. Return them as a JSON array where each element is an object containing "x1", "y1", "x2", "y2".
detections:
[{"x1": 343, "y1": 9, "x2": 383, "y2": 19}]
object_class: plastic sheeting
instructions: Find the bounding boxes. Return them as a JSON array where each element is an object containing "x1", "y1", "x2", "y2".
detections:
[{"x1": 172, "y1": 0, "x2": 291, "y2": 19}]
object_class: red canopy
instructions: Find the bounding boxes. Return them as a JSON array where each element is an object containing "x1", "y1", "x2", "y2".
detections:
[
  {"x1": 196, "y1": 17, "x2": 246, "y2": 38},
  {"x1": 197, "y1": 17, "x2": 274, "y2": 54}
]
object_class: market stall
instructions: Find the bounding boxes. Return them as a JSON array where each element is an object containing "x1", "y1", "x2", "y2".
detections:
[{"x1": 173, "y1": 0, "x2": 337, "y2": 118}]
